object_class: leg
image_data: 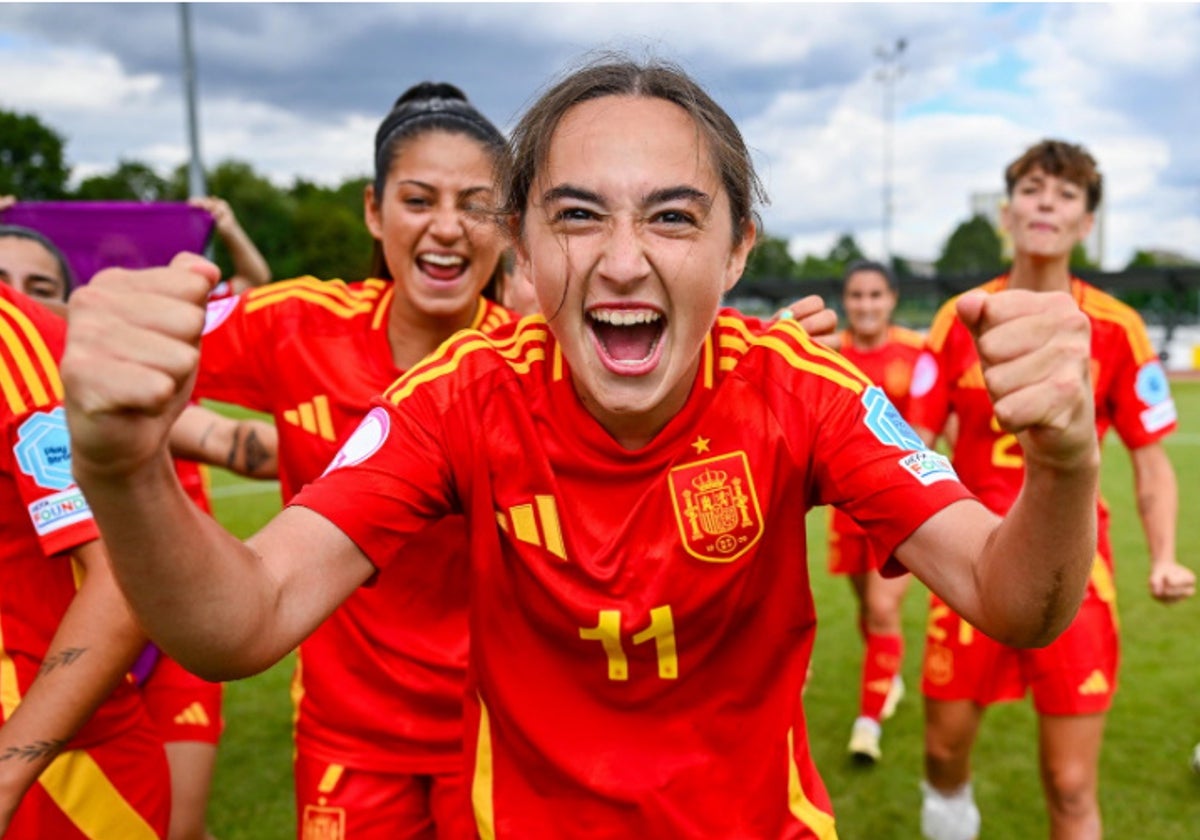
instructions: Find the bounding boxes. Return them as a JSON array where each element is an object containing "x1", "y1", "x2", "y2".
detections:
[
  {"x1": 165, "y1": 742, "x2": 218, "y2": 840},
  {"x1": 920, "y1": 698, "x2": 983, "y2": 840},
  {"x1": 1037, "y1": 713, "x2": 1105, "y2": 840},
  {"x1": 862, "y1": 569, "x2": 910, "y2": 720}
]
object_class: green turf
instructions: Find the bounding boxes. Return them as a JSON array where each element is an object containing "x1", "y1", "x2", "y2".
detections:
[{"x1": 202, "y1": 383, "x2": 1200, "y2": 838}]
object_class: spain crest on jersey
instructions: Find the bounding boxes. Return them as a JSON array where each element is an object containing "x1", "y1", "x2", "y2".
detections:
[{"x1": 669, "y1": 451, "x2": 763, "y2": 563}]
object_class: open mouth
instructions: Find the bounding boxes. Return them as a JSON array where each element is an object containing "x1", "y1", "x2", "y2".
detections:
[
  {"x1": 417, "y1": 252, "x2": 468, "y2": 282},
  {"x1": 587, "y1": 307, "x2": 665, "y2": 374}
]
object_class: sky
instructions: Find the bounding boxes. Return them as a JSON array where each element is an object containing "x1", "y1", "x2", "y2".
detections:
[{"x1": 1, "y1": 2, "x2": 1197, "y2": 269}]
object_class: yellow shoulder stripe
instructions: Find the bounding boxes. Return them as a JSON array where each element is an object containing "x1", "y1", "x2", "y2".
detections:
[
  {"x1": 386, "y1": 324, "x2": 549, "y2": 405},
  {"x1": 714, "y1": 315, "x2": 869, "y2": 394},
  {"x1": 245, "y1": 277, "x2": 379, "y2": 317},
  {"x1": 1077, "y1": 286, "x2": 1156, "y2": 364},
  {"x1": 0, "y1": 299, "x2": 62, "y2": 414}
]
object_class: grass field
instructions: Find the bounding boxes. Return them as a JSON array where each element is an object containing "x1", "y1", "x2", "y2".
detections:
[{"x1": 202, "y1": 380, "x2": 1200, "y2": 839}]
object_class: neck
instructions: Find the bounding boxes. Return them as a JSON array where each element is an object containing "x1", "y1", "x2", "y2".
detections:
[
  {"x1": 1007, "y1": 252, "x2": 1073, "y2": 293},
  {"x1": 386, "y1": 297, "x2": 479, "y2": 371},
  {"x1": 850, "y1": 327, "x2": 888, "y2": 351}
]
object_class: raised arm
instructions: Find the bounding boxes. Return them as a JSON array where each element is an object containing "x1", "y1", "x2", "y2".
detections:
[
  {"x1": 189, "y1": 197, "x2": 271, "y2": 293},
  {"x1": 896, "y1": 289, "x2": 1100, "y2": 647},
  {"x1": 1129, "y1": 441, "x2": 1195, "y2": 603},
  {"x1": 0, "y1": 541, "x2": 145, "y2": 832},
  {"x1": 61, "y1": 255, "x2": 372, "y2": 680}
]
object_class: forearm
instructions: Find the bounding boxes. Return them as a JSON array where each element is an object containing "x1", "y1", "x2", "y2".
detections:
[
  {"x1": 170, "y1": 406, "x2": 278, "y2": 479},
  {"x1": 0, "y1": 553, "x2": 145, "y2": 814},
  {"x1": 223, "y1": 229, "x2": 271, "y2": 292},
  {"x1": 1135, "y1": 453, "x2": 1177, "y2": 566},
  {"x1": 975, "y1": 452, "x2": 1099, "y2": 646},
  {"x1": 75, "y1": 453, "x2": 292, "y2": 679}
]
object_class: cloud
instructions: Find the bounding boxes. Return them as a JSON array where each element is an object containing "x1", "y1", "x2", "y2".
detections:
[{"x1": 0, "y1": 2, "x2": 1196, "y2": 267}]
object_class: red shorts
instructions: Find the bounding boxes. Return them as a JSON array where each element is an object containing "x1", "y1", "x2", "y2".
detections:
[
  {"x1": 921, "y1": 592, "x2": 1119, "y2": 716},
  {"x1": 141, "y1": 655, "x2": 224, "y2": 745},
  {"x1": 7, "y1": 718, "x2": 170, "y2": 839},
  {"x1": 294, "y1": 750, "x2": 475, "y2": 840}
]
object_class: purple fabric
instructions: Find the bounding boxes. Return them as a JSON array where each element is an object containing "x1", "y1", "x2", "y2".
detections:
[
  {"x1": 130, "y1": 643, "x2": 162, "y2": 686},
  {"x1": 0, "y1": 201, "x2": 214, "y2": 287}
]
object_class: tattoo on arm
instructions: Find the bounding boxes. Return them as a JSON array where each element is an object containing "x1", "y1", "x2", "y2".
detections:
[
  {"x1": 0, "y1": 739, "x2": 66, "y2": 764},
  {"x1": 196, "y1": 420, "x2": 217, "y2": 456},
  {"x1": 242, "y1": 429, "x2": 270, "y2": 476},
  {"x1": 225, "y1": 425, "x2": 243, "y2": 470},
  {"x1": 36, "y1": 647, "x2": 87, "y2": 677}
]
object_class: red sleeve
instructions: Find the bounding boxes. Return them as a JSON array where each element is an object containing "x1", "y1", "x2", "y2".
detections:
[
  {"x1": 194, "y1": 291, "x2": 272, "y2": 411},
  {"x1": 906, "y1": 300, "x2": 959, "y2": 437},
  {"x1": 288, "y1": 391, "x2": 457, "y2": 570},
  {"x1": 1102, "y1": 319, "x2": 1177, "y2": 449}
]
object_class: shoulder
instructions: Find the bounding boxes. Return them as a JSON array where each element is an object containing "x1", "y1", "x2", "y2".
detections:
[
  {"x1": 1074, "y1": 280, "x2": 1156, "y2": 363},
  {"x1": 716, "y1": 312, "x2": 873, "y2": 398},
  {"x1": 383, "y1": 316, "x2": 554, "y2": 408},
  {"x1": 927, "y1": 279, "x2": 998, "y2": 353},
  {"x1": 0, "y1": 288, "x2": 64, "y2": 416},
  {"x1": 889, "y1": 326, "x2": 927, "y2": 351},
  {"x1": 240, "y1": 276, "x2": 389, "y2": 321}
]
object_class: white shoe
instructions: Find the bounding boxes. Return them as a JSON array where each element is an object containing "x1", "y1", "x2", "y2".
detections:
[
  {"x1": 881, "y1": 674, "x2": 905, "y2": 720},
  {"x1": 1190, "y1": 742, "x2": 1200, "y2": 774},
  {"x1": 920, "y1": 780, "x2": 980, "y2": 840},
  {"x1": 848, "y1": 716, "x2": 882, "y2": 763}
]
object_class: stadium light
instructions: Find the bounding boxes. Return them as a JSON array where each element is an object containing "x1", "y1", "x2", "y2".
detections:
[
  {"x1": 875, "y1": 38, "x2": 906, "y2": 265},
  {"x1": 179, "y1": 3, "x2": 207, "y2": 199}
]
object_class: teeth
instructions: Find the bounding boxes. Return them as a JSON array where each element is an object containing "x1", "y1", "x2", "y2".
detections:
[
  {"x1": 421, "y1": 253, "x2": 465, "y2": 267},
  {"x1": 589, "y1": 309, "x2": 662, "y2": 326}
]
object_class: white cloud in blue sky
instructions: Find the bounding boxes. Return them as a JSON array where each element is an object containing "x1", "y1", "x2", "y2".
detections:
[{"x1": 0, "y1": 2, "x2": 1196, "y2": 269}]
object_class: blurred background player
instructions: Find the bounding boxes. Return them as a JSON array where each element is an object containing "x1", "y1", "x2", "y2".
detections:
[
  {"x1": 910, "y1": 138, "x2": 1195, "y2": 840},
  {"x1": 827, "y1": 259, "x2": 925, "y2": 763}
]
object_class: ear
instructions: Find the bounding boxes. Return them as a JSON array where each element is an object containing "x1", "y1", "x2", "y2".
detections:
[
  {"x1": 363, "y1": 183, "x2": 384, "y2": 240},
  {"x1": 724, "y1": 218, "x2": 758, "y2": 293},
  {"x1": 1077, "y1": 210, "x2": 1096, "y2": 243}
]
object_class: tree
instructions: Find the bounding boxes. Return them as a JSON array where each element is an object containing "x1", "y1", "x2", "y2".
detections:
[
  {"x1": 742, "y1": 233, "x2": 795, "y2": 283},
  {"x1": 1069, "y1": 242, "x2": 1098, "y2": 271},
  {"x1": 936, "y1": 215, "x2": 1004, "y2": 276},
  {"x1": 827, "y1": 233, "x2": 865, "y2": 267},
  {"x1": 793, "y1": 232, "x2": 866, "y2": 280},
  {"x1": 73, "y1": 160, "x2": 169, "y2": 201},
  {"x1": 0, "y1": 109, "x2": 71, "y2": 198}
]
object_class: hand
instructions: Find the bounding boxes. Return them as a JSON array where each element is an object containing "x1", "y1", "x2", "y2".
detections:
[
  {"x1": 0, "y1": 194, "x2": 15, "y2": 212},
  {"x1": 773, "y1": 294, "x2": 839, "y2": 347},
  {"x1": 62, "y1": 253, "x2": 219, "y2": 478},
  {"x1": 188, "y1": 196, "x2": 237, "y2": 236},
  {"x1": 1149, "y1": 560, "x2": 1196, "y2": 604},
  {"x1": 958, "y1": 289, "x2": 1097, "y2": 472}
]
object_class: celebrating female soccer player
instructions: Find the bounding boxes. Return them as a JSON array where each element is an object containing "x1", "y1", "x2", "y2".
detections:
[
  {"x1": 910, "y1": 139, "x2": 1195, "y2": 840},
  {"x1": 828, "y1": 260, "x2": 925, "y2": 763},
  {"x1": 63, "y1": 58, "x2": 1101, "y2": 838}
]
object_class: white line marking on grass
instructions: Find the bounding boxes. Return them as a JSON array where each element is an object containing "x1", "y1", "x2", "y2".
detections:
[{"x1": 209, "y1": 481, "x2": 281, "y2": 499}]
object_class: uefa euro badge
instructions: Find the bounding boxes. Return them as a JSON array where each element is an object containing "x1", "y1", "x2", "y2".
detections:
[
  {"x1": 669, "y1": 451, "x2": 763, "y2": 563},
  {"x1": 16, "y1": 407, "x2": 75, "y2": 491}
]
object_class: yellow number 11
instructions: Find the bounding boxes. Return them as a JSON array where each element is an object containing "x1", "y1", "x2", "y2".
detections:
[{"x1": 579, "y1": 605, "x2": 679, "y2": 681}]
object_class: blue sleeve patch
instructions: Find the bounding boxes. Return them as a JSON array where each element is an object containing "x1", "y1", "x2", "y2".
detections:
[
  {"x1": 1135, "y1": 361, "x2": 1171, "y2": 406},
  {"x1": 16, "y1": 407, "x2": 76, "y2": 491},
  {"x1": 862, "y1": 386, "x2": 926, "y2": 452}
]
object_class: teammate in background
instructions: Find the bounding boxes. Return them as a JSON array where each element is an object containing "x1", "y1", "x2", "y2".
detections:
[
  {"x1": 828, "y1": 260, "x2": 925, "y2": 763},
  {"x1": 188, "y1": 83, "x2": 512, "y2": 840},
  {"x1": 63, "y1": 58, "x2": 1102, "y2": 838},
  {"x1": 187, "y1": 196, "x2": 271, "y2": 295},
  {"x1": 0, "y1": 224, "x2": 275, "y2": 840},
  {"x1": 0, "y1": 279, "x2": 170, "y2": 838},
  {"x1": 910, "y1": 139, "x2": 1195, "y2": 840}
]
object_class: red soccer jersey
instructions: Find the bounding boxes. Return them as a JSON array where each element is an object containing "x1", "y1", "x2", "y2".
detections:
[
  {"x1": 0, "y1": 285, "x2": 144, "y2": 748},
  {"x1": 293, "y1": 311, "x2": 973, "y2": 838},
  {"x1": 195, "y1": 276, "x2": 513, "y2": 772},
  {"x1": 830, "y1": 326, "x2": 925, "y2": 541},
  {"x1": 908, "y1": 276, "x2": 1177, "y2": 599}
]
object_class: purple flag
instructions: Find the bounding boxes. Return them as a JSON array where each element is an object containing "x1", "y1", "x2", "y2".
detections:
[{"x1": 0, "y1": 201, "x2": 214, "y2": 287}]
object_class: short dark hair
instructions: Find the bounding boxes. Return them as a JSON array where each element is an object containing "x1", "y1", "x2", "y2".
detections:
[
  {"x1": 1005, "y1": 139, "x2": 1103, "y2": 212},
  {"x1": 842, "y1": 259, "x2": 896, "y2": 292},
  {"x1": 0, "y1": 224, "x2": 75, "y2": 299}
]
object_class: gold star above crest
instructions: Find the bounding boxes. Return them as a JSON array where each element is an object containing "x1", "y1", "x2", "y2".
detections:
[{"x1": 691, "y1": 436, "x2": 711, "y2": 454}]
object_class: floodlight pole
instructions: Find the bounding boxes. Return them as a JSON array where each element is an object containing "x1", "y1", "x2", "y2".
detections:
[
  {"x1": 179, "y1": 3, "x2": 207, "y2": 198},
  {"x1": 875, "y1": 38, "x2": 906, "y2": 264}
]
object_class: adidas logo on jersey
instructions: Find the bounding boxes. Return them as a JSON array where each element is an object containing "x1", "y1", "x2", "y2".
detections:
[
  {"x1": 495, "y1": 495, "x2": 567, "y2": 561},
  {"x1": 1078, "y1": 670, "x2": 1110, "y2": 696},
  {"x1": 284, "y1": 395, "x2": 336, "y2": 441},
  {"x1": 173, "y1": 701, "x2": 211, "y2": 727}
]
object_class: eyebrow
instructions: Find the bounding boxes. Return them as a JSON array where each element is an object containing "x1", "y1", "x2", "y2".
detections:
[
  {"x1": 541, "y1": 184, "x2": 713, "y2": 210},
  {"x1": 398, "y1": 179, "x2": 493, "y2": 197}
]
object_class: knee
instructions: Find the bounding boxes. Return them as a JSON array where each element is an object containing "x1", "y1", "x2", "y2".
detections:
[{"x1": 1042, "y1": 762, "x2": 1098, "y2": 819}]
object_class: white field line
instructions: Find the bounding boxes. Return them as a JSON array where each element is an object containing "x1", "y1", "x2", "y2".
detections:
[{"x1": 209, "y1": 481, "x2": 281, "y2": 499}]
